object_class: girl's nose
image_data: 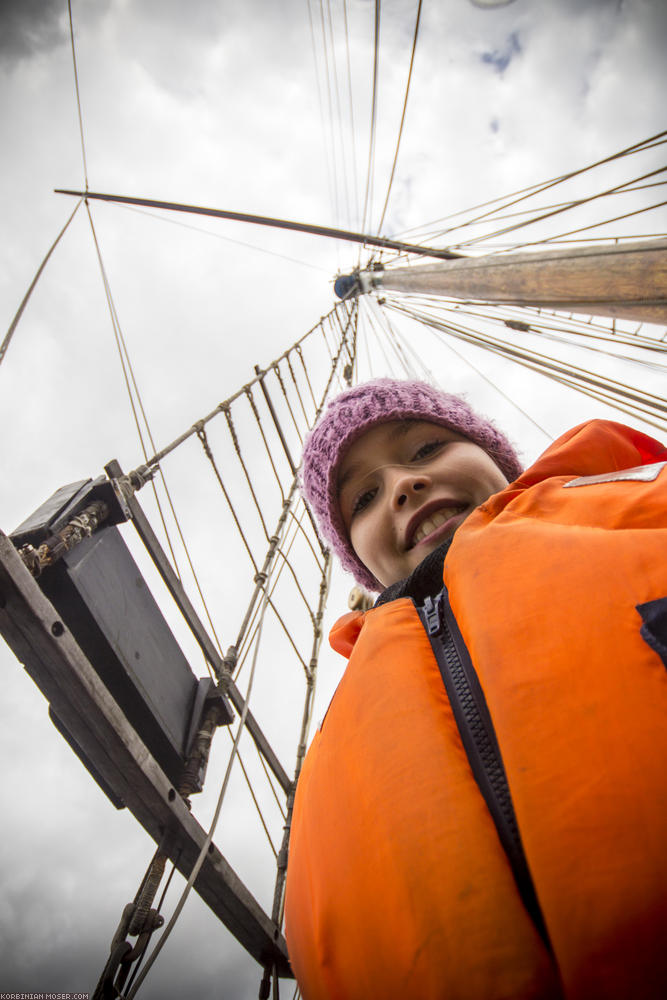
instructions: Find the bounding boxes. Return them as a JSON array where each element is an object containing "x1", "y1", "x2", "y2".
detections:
[{"x1": 391, "y1": 469, "x2": 429, "y2": 508}]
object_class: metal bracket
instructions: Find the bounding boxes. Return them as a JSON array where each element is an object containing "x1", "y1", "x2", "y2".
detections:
[
  {"x1": 180, "y1": 678, "x2": 234, "y2": 797},
  {"x1": 92, "y1": 901, "x2": 165, "y2": 1000}
]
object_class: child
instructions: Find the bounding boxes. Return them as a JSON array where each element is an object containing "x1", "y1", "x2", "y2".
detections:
[{"x1": 284, "y1": 378, "x2": 667, "y2": 1000}]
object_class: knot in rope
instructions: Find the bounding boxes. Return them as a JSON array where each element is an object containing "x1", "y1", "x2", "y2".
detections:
[
  {"x1": 223, "y1": 406, "x2": 241, "y2": 454},
  {"x1": 196, "y1": 424, "x2": 213, "y2": 460}
]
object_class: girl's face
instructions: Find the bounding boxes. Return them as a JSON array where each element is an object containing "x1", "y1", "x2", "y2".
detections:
[{"x1": 338, "y1": 419, "x2": 508, "y2": 588}]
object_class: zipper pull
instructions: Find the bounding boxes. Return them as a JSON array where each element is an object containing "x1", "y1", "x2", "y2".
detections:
[{"x1": 422, "y1": 594, "x2": 442, "y2": 636}]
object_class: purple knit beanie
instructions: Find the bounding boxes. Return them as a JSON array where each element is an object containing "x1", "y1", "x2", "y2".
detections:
[{"x1": 301, "y1": 378, "x2": 523, "y2": 592}]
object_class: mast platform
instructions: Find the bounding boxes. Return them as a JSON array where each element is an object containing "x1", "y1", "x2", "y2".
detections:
[{"x1": 0, "y1": 529, "x2": 291, "y2": 977}]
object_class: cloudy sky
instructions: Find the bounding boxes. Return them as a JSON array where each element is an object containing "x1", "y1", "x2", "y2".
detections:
[{"x1": 1, "y1": 0, "x2": 666, "y2": 997}]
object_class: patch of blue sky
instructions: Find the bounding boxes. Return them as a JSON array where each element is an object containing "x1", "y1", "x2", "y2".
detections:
[{"x1": 480, "y1": 31, "x2": 522, "y2": 74}]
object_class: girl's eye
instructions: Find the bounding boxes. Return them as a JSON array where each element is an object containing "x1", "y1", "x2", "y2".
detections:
[
  {"x1": 412, "y1": 440, "x2": 443, "y2": 462},
  {"x1": 351, "y1": 486, "x2": 377, "y2": 516}
]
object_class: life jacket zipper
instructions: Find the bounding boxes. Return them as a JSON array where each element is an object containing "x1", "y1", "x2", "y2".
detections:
[{"x1": 418, "y1": 588, "x2": 551, "y2": 952}]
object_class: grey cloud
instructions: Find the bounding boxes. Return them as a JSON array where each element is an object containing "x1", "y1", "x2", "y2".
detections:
[
  {"x1": 112, "y1": 0, "x2": 312, "y2": 101},
  {"x1": 0, "y1": 0, "x2": 66, "y2": 61},
  {"x1": 0, "y1": 0, "x2": 114, "y2": 67}
]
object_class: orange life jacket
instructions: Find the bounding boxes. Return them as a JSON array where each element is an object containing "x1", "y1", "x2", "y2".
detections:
[{"x1": 284, "y1": 420, "x2": 667, "y2": 1000}]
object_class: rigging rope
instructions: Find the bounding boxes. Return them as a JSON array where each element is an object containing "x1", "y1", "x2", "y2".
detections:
[
  {"x1": 393, "y1": 130, "x2": 667, "y2": 245},
  {"x1": 453, "y1": 180, "x2": 667, "y2": 228},
  {"x1": 375, "y1": 0, "x2": 423, "y2": 237},
  {"x1": 317, "y1": 0, "x2": 343, "y2": 229},
  {"x1": 384, "y1": 298, "x2": 667, "y2": 432},
  {"x1": 342, "y1": 0, "x2": 361, "y2": 227},
  {"x1": 123, "y1": 852, "x2": 180, "y2": 995},
  {"x1": 230, "y1": 505, "x2": 318, "y2": 682},
  {"x1": 393, "y1": 292, "x2": 667, "y2": 363},
  {"x1": 123, "y1": 304, "x2": 348, "y2": 472},
  {"x1": 256, "y1": 738, "x2": 288, "y2": 821},
  {"x1": 504, "y1": 198, "x2": 667, "y2": 251},
  {"x1": 245, "y1": 385, "x2": 286, "y2": 500},
  {"x1": 120, "y1": 204, "x2": 330, "y2": 272},
  {"x1": 363, "y1": 296, "x2": 421, "y2": 379},
  {"x1": 226, "y1": 729, "x2": 279, "y2": 858},
  {"x1": 325, "y1": 0, "x2": 353, "y2": 230},
  {"x1": 231, "y1": 500, "x2": 322, "y2": 693},
  {"x1": 378, "y1": 299, "x2": 554, "y2": 438},
  {"x1": 261, "y1": 551, "x2": 332, "y2": 1000},
  {"x1": 223, "y1": 405, "x2": 272, "y2": 541},
  {"x1": 197, "y1": 424, "x2": 259, "y2": 573},
  {"x1": 307, "y1": 0, "x2": 338, "y2": 230},
  {"x1": 360, "y1": 0, "x2": 381, "y2": 239},
  {"x1": 455, "y1": 168, "x2": 667, "y2": 250},
  {"x1": 364, "y1": 296, "x2": 432, "y2": 380},
  {"x1": 67, "y1": 0, "x2": 89, "y2": 190},
  {"x1": 0, "y1": 197, "x2": 83, "y2": 369},
  {"x1": 390, "y1": 297, "x2": 667, "y2": 409},
  {"x1": 85, "y1": 204, "x2": 223, "y2": 662}
]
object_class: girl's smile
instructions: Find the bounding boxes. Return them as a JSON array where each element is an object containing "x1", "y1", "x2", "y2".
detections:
[
  {"x1": 338, "y1": 419, "x2": 509, "y2": 588},
  {"x1": 407, "y1": 500, "x2": 468, "y2": 549}
]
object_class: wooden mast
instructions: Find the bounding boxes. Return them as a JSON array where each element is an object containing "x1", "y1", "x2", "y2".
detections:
[{"x1": 360, "y1": 238, "x2": 667, "y2": 325}]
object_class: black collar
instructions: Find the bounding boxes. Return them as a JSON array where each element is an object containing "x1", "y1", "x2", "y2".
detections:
[{"x1": 374, "y1": 539, "x2": 452, "y2": 608}]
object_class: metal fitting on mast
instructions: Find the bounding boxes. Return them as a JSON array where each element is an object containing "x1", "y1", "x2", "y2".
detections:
[{"x1": 333, "y1": 269, "x2": 376, "y2": 300}]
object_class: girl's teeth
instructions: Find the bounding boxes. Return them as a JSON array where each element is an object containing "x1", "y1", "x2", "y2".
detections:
[
  {"x1": 413, "y1": 507, "x2": 459, "y2": 544},
  {"x1": 418, "y1": 518, "x2": 438, "y2": 539}
]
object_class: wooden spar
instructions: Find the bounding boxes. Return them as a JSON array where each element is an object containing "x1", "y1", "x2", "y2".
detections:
[
  {"x1": 362, "y1": 238, "x2": 667, "y2": 324},
  {"x1": 55, "y1": 188, "x2": 462, "y2": 261}
]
